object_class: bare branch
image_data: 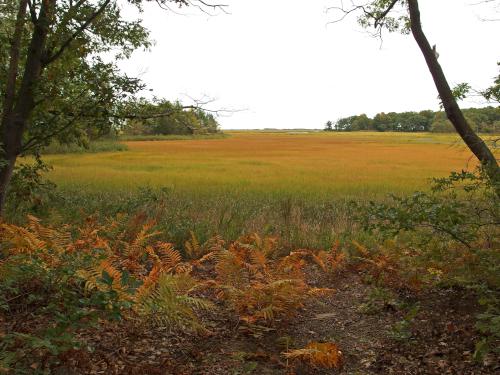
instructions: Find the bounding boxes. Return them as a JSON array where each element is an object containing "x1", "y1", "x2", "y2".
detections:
[
  {"x1": 326, "y1": 1, "x2": 373, "y2": 25},
  {"x1": 326, "y1": 0, "x2": 401, "y2": 39},
  {"x1": 188, "y1": 0, "x2": 229, "y2": 15}
]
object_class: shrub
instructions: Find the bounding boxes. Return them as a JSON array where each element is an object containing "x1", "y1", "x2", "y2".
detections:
[{"x1": 352, "y1": 168, "x2": 499, "y2": 357}]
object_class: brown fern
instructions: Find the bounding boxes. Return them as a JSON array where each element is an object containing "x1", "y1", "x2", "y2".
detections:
[{"x1": 284, "y1": 342, "x2": 343, "y2": 369}]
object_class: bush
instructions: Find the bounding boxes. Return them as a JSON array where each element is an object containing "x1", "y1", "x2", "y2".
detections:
[
  {"x1": 6, "y1": 159, "x2": 56, "y2": 217},
  {"x1": 352, "y1": 168, "x2": 499, "y2": 357},
  {"x1": 42, "y1": 140, "x2": 128, "y2": 154}
]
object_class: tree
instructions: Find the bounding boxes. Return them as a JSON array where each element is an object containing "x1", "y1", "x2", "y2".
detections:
[
  {"x1": 351, "y1": 114, "x2": 373, "y2": 131},
  {"x1": 134, "y1": 100, "x2": 220, "y2": 135},
  {"x1": 335, "y1": 116, "x2": 357, "y2": 131},
  {"x1": 324, "y1": 120, "x2": 334, "y2": 131},
  {"x1": 373, "y1": 112, "x2": 391, "y2": 132},
  {"x1": 0, "y1": 0, "x2": 224, "y2": 214},
  {"x1": 431, "y1": 112, "x2": 454, "y2": 133},
  {"x1": 330, "y1": 0, "x2": 499, "y2": 185},
  {"x1": 483, "y1": 63, "x2": 500, "y2": 103}
]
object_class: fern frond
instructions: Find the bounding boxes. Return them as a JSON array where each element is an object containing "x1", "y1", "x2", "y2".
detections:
[
  {"x1": 127, "y1": 222, "x2": 161, "y2": 255},
  {"x1": 26, "y1": 215, "x2": 71, "y2": 253},
  {"x1": 215, "y1": 250, "x2": 248, "y2": 286},
  {"x1": 134, "y1": 265, "x2": 163, "y2": 302},
  {"x1": 185, "y1": 231, "x2": 201, "y2": 260},
  {"x1": 283, "y1": 342, "x2": 343, "y2": 369},
  {"x1": 250, "y1": 249, "x2": 267, "y2": 271},
  {"x1": 173, "y1": 262, "x2": 193, "y2": 275},
  {"x1": 204, "y1": 234, "x2": 225, "y2": 253},
  {"x1": 195, "y1": 251, "x2": 218, "y2": 264},
  {"x1": 76, "y1": 260, "x2": 125, "y2": 297},
  {"x1": 311, "y1": 253, "x2": 327, "y2": 272},
  {"x1": 0, "y1": 223, "x2": 46, "y2": 254},
  {"x1": 134, "y1": 273, "x2": 212, "y2": 333},
  {"x1": 156, "y1": 242, "x2": 182, "y2": 270},
  {"x1": 352, "y1": 240, "x2": 369, "y2": 257}
]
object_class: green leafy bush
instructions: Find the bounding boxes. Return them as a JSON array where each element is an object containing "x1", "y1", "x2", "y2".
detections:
[{"x1": 353, "y1": 168, "x2": 499, "y2": 357}]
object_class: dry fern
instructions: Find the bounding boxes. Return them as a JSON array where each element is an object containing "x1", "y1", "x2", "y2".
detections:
[
  {"x1": 133, "y1": 273, "x2": 213, "y2": 332},
  {"x1": 76, "y1": 259, "x2": 127, "y2": 298},
  {"x1": 284, "y1": 342, "x2": 343, "y2": 369}
]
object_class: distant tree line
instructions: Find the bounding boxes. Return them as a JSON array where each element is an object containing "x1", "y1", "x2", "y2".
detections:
[
  {"x1": 122, "y1": 101, "x2": 221, "y2": 136},
  {"x1": 325, "y1": 107, "x2": 500, "y2": 133}
]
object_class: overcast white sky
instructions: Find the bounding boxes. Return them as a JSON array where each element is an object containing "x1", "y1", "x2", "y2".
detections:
[{"x1": 119, "y1": 0, "x2": 500, "y2": 129}]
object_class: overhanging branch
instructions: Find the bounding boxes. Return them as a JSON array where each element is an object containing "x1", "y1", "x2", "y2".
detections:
[{"x1": 42, "y1": 0, "x2": 111, "y2": 66}]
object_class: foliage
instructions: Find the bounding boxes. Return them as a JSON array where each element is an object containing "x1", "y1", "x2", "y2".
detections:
[
  {"x1": 355, "y1": 0, "x2": 410, "y2": 35},
  {"x1": 389, "y1": 304, "x2": 419, "y2": 341},
  {"x1": 283, "y1": 342, "x2": 343, "y2": 370},
  {"x1": 327, "y1": 107, "x2": 500, "y2": 133},
  {"x1": 482, "y1": 63, "x2": 500, "y2": 103},
  {"x1": 122, "y1": 100, "x2": 221, "y2": 136},
  {"x1": 0, "y1": 214, "x2": 212, "y2": 371},
  {"x1": 207, "y1": 233, "x2": 309, "y2": 324},
  {"x1": 42, "y1": 139, "x2": 128, "y2": 154},
  {"x1": 359, "y1": 169, "x2": 498, "y2": 258},
  {"x1": 451, "y1": 82, "x2": 472, "y2": 102},
  {"x1": 474, "y1": 289, "x2": 500, "y2": 360},
  {"x1": 6, "y1": 158, "x2": 56, "y2": 214},
  {"x1": 324, "y1": 120, "x2": 333, "y2": 131},
  {"x1": 358, "y1": 286, "x2": 399, "y2": 314},
  {"x1": 352, "y1": 168, "x2": 500, "y2": 356},
  {"x1": 0, "y1": 211, "x2": 344, "y2": 372},
  {"x1": 0, "y1": 0, "x2": 150, "y2": 155},
  {"x1": 0, "y1": 0, "x2": 217, "y2": 157}
]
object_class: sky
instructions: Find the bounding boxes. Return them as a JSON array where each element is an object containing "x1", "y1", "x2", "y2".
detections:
[{"x1": 118, "y1": 0, "x2": 500, "y2": 129}]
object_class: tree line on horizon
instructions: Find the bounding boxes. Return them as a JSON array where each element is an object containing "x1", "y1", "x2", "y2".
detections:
[{"x1": 325, "y1": 106, "x2": 500, "y2": 133}]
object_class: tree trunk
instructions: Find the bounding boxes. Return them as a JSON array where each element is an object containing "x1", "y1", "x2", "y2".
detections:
[
  {"x1": 0, "y1": 0, "x2": 28, "y2": 216},
  {"x1": 0, "y1": 158, "x2": 16, "y2": 214},
  {"x1": 1, "y1": 0, "x2": 28, "y2": 124},
  {"x1": 407, "y1": 0, "x2": 499, "y2": 185},
  {"x1": 0, "y1": 0, "x2": 52, "y2": 216}
]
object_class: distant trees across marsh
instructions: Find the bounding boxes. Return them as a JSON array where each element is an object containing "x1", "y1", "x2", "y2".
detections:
[
  {"x1": 326, "y1": 106, "x2": 500, "y2": 133},
  {"x1": 123, "y1": 101, "x2": 221, "y2": 136}
]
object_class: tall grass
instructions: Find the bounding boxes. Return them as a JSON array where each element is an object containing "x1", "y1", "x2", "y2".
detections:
[
  {"x1": 6, "y1": 186, "x2": 359, "y2": 251},
  {"x1": 12, "y1": 132, "x2": 486, "y2": 250}
]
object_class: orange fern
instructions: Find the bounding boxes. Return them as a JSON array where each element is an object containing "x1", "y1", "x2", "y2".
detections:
[{"x1": 284, "y1": 342, "x2": 343, "y2": 369}]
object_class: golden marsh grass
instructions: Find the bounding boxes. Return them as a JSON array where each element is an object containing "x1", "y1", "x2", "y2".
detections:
[{"x1": 44, "y1": 132, "x2": 481, "y2": 198}]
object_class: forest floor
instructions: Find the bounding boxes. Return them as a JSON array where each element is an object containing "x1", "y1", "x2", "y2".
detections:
[{"x1": 46, "y1": 268, "x2": 497, "y2": 375}]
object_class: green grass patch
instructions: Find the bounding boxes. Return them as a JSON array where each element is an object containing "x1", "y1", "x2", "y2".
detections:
[{"x1": 118, "y1": 133, "x2": 229, "y2": 141}]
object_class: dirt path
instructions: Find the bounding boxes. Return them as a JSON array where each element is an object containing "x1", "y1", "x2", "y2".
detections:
[{"x1": 57, "y1": 271, "x2": 497, "y2": 374}]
